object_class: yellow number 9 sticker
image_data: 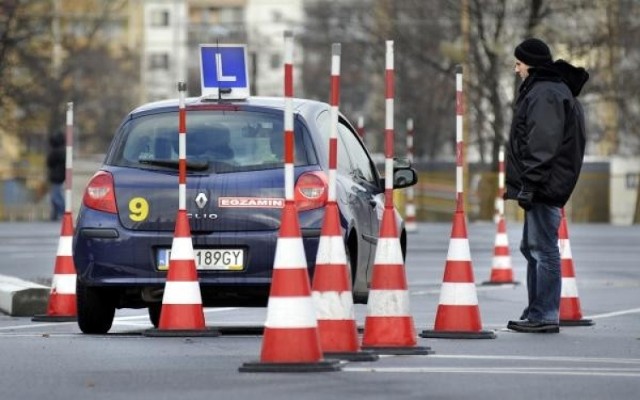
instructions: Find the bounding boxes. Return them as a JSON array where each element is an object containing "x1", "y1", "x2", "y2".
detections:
[{"x1": 129, "y1": 197, "x2": 149, "y2": 222}]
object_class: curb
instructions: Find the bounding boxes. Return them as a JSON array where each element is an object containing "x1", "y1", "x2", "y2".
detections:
[{"x1": 0, "y1": 274, "x2": 50, "y2": 317}]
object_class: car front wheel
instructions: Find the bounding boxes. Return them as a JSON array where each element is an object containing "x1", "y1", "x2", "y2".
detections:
[{"x1": 76, "y1": 279, "x2": 116, "y2": 334}]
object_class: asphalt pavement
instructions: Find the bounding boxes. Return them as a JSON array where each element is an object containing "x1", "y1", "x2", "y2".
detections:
[{"x1": 0, "y1": 220, "x2": 639, "y2": 399}]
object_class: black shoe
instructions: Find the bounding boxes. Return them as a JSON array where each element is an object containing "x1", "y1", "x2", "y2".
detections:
[{"x1": 507, "y1": 320, "x2": 559, "y2": 333}]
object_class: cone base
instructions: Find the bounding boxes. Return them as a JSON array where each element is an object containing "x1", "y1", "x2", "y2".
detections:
[
  {"x1": 239, "y1": 359, "x2": 342, "y2": 373},
  {"x1": 323, "y1": 351, "x2": 380, "y2": 362},
  {"x1": 420, "y1": 329, "x2": 496, "y2": 339},
  {"x1": 142, "y1": 327, "x2": 220, "y2": 337},
  {"x1": 31, "y1": 315, "x2": 76, "y2": 322},
  {"x1": 361, "y1": 346, "x2": 434, "y2": 355},
  {"x1": 215, "y1": 325, "x2": 264, "y2": 335},
  {"x1": 481, "y1": 280, "x2": 520, "y2": 286},
  {"x1": 560, "y1": 319, "x2": 594, "y2": 327}
]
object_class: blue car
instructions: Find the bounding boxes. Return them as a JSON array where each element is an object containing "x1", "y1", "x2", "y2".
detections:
[{"x1": 73, "y1": 96, "x2": 417, "y2": 334}]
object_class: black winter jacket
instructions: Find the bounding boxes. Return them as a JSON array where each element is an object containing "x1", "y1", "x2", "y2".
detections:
[{"x1": 505, "y1": 60, "x2": 589, "y2": 207}]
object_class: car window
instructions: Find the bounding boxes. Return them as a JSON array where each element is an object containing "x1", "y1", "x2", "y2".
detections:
[
  {"x1": 337, "y1": 122, "x2": 377, "y2": 184},
  {"x1": 112, "y1": 110, "x2": 310, "y2": 173}
]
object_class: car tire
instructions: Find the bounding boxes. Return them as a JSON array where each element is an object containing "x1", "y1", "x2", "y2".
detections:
[
  {"x1": 76, "y1": 279, "x2": 116, "y2": 334},
  {"x1": 148, "y1": 303, "x2": 161, "y2": 328}
]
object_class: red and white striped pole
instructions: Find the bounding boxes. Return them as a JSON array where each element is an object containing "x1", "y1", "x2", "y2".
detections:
[
  {"x1": 383, "y1": 41, "x2": 395, "y2": 210},
  {"x1": 455, "y1": 66, "x2": 465, "y2": 213},
  {"x1": 64, "y1": 103, "x2": 73, "y2": 216},
  {"x1": 420, "y1": 64, "x2": 495, "y2": 339},
  {"x1": 310, "y1": 43, "x2": 375, "y2": 361},
  {"x1": 149, "y1": 81, "x2": 210, "y2": 335},
  {"x1": 178, "y1": 82, "x2": 188, "y2": 212},
  {"x1": 494, "y1": 146, "x2": 505, "y2": 223},
  {"x1": 327, "y1": 43, "x2": 340, "y2": 203},
  {"x1": 242, "y1": 31, "x2": 339, "y2": 372},
  {"x1": 32, "y1": 102, "x2": 78, "y2": 321},
  {"x1": 404, "y1": 118, "x2": 417, "y2": 232},
  {"x1": 361, "y1": 40, "x2": 429, "y2": 354}
]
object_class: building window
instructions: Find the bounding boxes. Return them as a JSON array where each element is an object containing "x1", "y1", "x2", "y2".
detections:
[
  {"x1": 150, "y1": 9, "x2": 170, "y2": 27},
  {"x1": 149, "y1": 53, "x2": 169, "y2": 70}
]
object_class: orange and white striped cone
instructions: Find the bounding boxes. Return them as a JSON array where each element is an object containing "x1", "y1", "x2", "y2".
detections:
[
  {"x1": 420, "y1": 210, "x2": 496, "y2": 339},
  {"x1": 558, "y1": 210, "x2": 594, "y2": 326},
  {"x1": 32, "y1": 212, "x2": 77, "y2": 322},
  {"x1": 361, "y1": 207, "x2": 432, "y2": 355},
  {"x1": 240, "y1": 201, "x2": 341, "y2": 372},
  {"x1": 144, "y1": 210, "x2": 219, "y2": 337},
  {"x1": 482, "y1": 215, "x2": 518, "y2": 285},
  {"x1": 312, "y1": 202, "x2": 378, "y2": 362}
]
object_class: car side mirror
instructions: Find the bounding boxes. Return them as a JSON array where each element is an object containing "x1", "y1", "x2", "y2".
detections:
[{"x1": 380, "y1": 157, "x2": 418, "y2": 190}]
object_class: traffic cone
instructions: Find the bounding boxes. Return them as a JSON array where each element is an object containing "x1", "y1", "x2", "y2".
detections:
[
  {"x1": 32, "y1": 212, "x2": 77, "y2": 322},
  {"x1": 144, "y1": 210, "x2": 219, "y2": 337},
  {"x1": 240, "y1": 201, "x2": 341, "y2": 372},
  {"x1": 482, "y1": 215, "x2": 518, "y2": 285},
  {"x1": 558, "y1": 210, "x2": 594, "y2": 326},
  {"x1": 361, "y1": 207, "x2": 432, "y2": 355},
  {"x1": 420, "y1": 210, "x2": 496, "y2": 339},
  {"x1": 311, "y1": 202, "x2": 378, "y2": 362}
]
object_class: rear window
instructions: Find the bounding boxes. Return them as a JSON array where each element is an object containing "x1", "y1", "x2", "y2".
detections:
[{"x1": 111, "y1": 110, "x2": 313, "y2": 173}]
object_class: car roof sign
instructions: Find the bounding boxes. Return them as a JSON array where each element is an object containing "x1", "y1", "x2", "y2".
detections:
[{"x1": 199, "y1": 44, "x2": 250, "y2": 100}]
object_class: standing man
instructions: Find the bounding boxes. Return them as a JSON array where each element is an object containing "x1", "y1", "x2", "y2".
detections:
[
  {"x1": 47, "y1": 131, "x2": 66, "y2": 221},
  {"x1": 505, "y1": 38, "x2": 589, "y2": 333}
]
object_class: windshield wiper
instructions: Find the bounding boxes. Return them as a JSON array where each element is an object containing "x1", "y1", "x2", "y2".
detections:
[{"x1": 138, "y1": 158, "x2": 209, "y2": 172}]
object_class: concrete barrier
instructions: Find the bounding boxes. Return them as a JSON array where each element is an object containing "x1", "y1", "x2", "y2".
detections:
[{"x1": 0, "y1": 274, "x2": 49, "y2": 316}]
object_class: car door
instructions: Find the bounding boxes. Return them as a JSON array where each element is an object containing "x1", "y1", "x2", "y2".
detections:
[{"x1": 336, "y1": 120, "x2": 383, "y2": 286}]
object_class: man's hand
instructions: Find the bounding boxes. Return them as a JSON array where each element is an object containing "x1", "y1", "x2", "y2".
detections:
[{"x1": 517, "y1": 189, "x2": 534, "y2": 211}]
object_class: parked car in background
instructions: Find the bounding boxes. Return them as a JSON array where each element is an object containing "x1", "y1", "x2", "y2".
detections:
[{"x1": 73, "y1": 96, "x2": 418, "y2": 334}]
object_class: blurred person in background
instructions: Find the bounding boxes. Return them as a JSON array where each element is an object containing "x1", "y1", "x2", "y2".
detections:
[{"x1": 47, "y1": 131, "x2": 66, "y2": 221}]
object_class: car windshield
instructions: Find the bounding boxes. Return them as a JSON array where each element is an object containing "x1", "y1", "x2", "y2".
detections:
[{"x1": 112, "y1": 110, "x2": 312, "y2": 173}]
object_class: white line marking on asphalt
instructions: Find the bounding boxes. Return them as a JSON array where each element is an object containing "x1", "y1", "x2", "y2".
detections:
[
  {"x1": 429, "y1": 354, "x2": 640, "y2": 365},
  {"x1": 585, "y1": 307, "x2": 640, "y2": 319},
  {"x1": 343, "y1": 366, "x2": 640, "y2": 378},
  {"x1": 0, "y1": 308, "x2": 239, "y2": 331}
]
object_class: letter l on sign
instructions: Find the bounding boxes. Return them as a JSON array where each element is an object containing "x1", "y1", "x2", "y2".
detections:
[{"x1": 215, "y1": 53, "x2": 236, "y2": 82}]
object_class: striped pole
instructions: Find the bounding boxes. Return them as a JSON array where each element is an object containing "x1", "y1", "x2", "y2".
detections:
[
  {"x1": 327, "y1": 43, "x2": 340, "y2": 203},
  {"x1": 361, "y1": 41, "x2": 430, "y2": 355},
  {"x1": 242, "y1": 31, "x2": 340, "y2": 372},
  {"x1": 64, "y1": 102, "x2": 73, "y2": 214},
  {"x1": 455, "y1": 65, "x2": 464, "y2": 212},
  {"x1": 420, "y1": 65, "x2": 495, "y2": 339},
  {"x1": 311, "y1": 43, "x2": 376, "y2": 361},
  {"x1": 32, "y1": 102, "x2": 78, "y2": 322},
  {"x1": 284, "y1": 32, "x2": 295, "y2": 202},
  {"x1": 384, "y1": 40, "x2": 394, "y2": 209},
  {"x1": 404, "y1": 118, "x2": 417, "y2": 232},
  {"x1": 495, "y1": 146, "x2": 505, "y2": 222},
  {"x1": 146, "y1": 81, "x2": 213, "y2": 336},
  {"x1": 178, "y1": 82, "x2": 188, "y2": 212}
]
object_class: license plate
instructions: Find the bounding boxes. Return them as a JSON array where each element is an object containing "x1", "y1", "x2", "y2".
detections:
[{"x1": 157, "y1": 248, "x2": 244, "y2": 271}]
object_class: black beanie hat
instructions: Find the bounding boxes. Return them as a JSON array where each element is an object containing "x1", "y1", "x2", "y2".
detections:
[{"x1": 514, "y1": 38, "x2": 552, "y2": 67}]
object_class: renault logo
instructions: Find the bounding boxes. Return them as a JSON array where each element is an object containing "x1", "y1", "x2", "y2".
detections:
[{"x1": 195, "y1": 193, "x2": 208, "y2": 209}]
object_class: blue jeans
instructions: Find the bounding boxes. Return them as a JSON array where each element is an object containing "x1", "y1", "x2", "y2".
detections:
[
  {"x1": 520, "y1": 204, "x2": 562, "y2": 324},
  {"x1": 50, "y1": 183, "x2": 65, "y2": 221}
]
